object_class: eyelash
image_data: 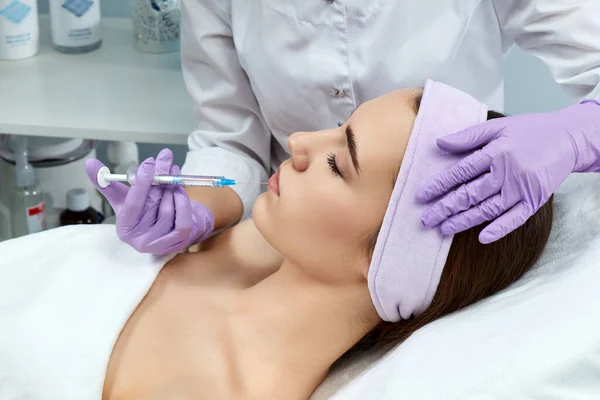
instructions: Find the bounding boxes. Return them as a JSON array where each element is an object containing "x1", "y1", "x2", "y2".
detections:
[{"x1": 327, "y1": 153, "x2": 343, "y2": 177}]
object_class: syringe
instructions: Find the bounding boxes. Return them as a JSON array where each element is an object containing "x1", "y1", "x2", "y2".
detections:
[{"x1": 96, "y1": 166, "x2": 266, "y2": 188}]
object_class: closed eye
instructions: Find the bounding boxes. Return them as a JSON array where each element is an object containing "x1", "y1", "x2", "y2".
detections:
[{"x1": 327, "y1": 153, "x2": 344, "y2": 178}]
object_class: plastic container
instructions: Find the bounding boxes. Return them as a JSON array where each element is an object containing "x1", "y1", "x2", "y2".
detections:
[
  {"x1": 10, "y1": 137, "x2": 46, "y2": 238},
  {"x1": 59, "y1": 188, "x2": 103, "y2": 225},
  {"x1": 130, "y1": 0, "x2": 180, "y2": 53},
  {"x1": 49, "y1": 0, "x2": 102, "y2": 54},
  {"x1": 0, "y1": 0, "x2": 39, "y2": 60},
  {"x1": 106, "y1": 141, "x2": 139, "y2": 175}
]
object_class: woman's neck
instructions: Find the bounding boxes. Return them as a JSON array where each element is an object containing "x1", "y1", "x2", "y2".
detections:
[{"x1": 228, "y1": 260, "x2": 380, "y2": 400}]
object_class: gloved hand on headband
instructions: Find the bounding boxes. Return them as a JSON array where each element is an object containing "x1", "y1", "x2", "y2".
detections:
[
  {"x1": 85, "y1": 148, "x2": 215, "y2": 255},
  {"x1": 417, "y1": 100, "x2": 600, "y2": 244}
]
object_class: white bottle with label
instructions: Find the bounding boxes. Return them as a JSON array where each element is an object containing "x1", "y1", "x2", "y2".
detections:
[
  {"x1": 49, "y1": 0, "x2": 102, "y2": 54},
  {"x1": 0, "y1": 0, "x2": 39, "y2": 60},
  {"x1": 10, "y1": 137, "x2": 47, "y2": 238}
]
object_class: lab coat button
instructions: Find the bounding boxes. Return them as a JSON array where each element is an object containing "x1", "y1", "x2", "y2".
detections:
[{"x1": 334, "y1": 88, "x2": 345, "y2": 98}]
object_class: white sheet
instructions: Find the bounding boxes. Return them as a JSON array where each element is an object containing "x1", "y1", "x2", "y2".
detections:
[
  {"x1": 0, "y1": 225, "x2": 172, "y2": 400},
  {"x1": 312, "y1": 174, "x2": 600, "y2": 399}
]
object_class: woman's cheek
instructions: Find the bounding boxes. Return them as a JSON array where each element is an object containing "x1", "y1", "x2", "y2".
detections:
[
  {"x1": 311, "y1": 201, "x2": 357, "y2": 237},
  {"x1": 282, "y1": 182, "x2": 355, "y2": 230}
]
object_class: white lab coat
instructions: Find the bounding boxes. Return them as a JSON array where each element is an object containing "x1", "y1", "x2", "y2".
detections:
[{"x1": 180, "y1": 0, "x2": 600, "y2": 218}]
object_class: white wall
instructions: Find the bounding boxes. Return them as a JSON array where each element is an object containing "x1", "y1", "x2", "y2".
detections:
[{"x1": 502, "y1": 47, "x2": 572, "y2": 115}]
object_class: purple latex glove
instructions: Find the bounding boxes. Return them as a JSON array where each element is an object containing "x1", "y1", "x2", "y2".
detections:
[
  {"x1": 418, "y1": 100, "x2": 600, "y2": 244},
  {"x1": 85, "y1": 148, "x2": 215, "y2": 255}
]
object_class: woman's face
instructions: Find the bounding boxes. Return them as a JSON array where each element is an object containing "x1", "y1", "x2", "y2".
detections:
[{"x1": 253, "y1": 89, "x2": 421, "y2": 283}]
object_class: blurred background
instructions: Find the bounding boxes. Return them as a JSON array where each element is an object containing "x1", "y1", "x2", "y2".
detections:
[{"x1": 36, "y1": 0, "x2": 575, "y2": 165}]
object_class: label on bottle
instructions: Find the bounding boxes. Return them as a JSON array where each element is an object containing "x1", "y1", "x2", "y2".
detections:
[
  {"x1": 0, "y1": 0, "x2": 39, "y2": 60},
  {"x1": 49, "y1": 0, "x2": 100, "y2": 47},
  {"x1": 26, "y1": 202, "x2": 46, "y2": 234}
]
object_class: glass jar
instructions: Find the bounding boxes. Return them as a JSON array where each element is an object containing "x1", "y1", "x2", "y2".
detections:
[{"x1": 130, "y1": 0, "x2": 181, "y2": 53}]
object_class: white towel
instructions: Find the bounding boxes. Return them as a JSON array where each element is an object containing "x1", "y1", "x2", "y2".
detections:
[{"x1": 0, "y1": 225, "x2": 172, "y2": 400}]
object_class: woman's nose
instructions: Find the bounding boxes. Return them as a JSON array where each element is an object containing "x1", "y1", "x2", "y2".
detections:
[{"x1": 288, "y1": 132, "x2": 310, "y2": 172}]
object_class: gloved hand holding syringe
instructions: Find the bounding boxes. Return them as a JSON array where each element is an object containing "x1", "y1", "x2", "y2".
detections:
[
  {"x1": 85, "y1": 148, "x2": 265, "y2": 256},
  {"x1": 95, "y1": 165, "x2": 266, "y2": 188}
]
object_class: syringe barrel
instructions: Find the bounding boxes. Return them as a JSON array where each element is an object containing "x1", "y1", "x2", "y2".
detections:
[{"x1": 126, "y1": 166, "x2": 231, "y2": 187}]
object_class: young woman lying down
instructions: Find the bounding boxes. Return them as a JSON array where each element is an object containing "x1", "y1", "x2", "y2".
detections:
[{"x1": 0, "y1": 81, "x2": 553, "y2": 400}]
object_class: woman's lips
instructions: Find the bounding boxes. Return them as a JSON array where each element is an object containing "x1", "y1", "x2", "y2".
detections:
[{"x1": 268, "y1": 168, "x2": 281, "y2": 196}]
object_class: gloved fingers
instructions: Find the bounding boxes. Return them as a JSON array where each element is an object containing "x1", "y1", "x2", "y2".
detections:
[
  {"x1": 145, "y1": 231, "x2": 186, "y2": 255},
  {"x1": 146, "y1": 148, "x2": 173, "y2": 205},
  {"x1": 417, "y1": 150, "x2": 492, "y2": 203},
  {"x1": 133, "y1": 154, "x2": 178, "y2": 242},
  {"x1": 170, "y1": 164, "x2": 181, "y2": 175},
  {"x1": 437, "y1": 192, "x2": 512, "y2": 236},
  {"x1": 171, "y1": 186, "x2": 195, "y2": 241},
  {"x1": 156, "y1": 165, "x2": 179, "y2": 225},
  {"x1": 436, "y1": 118, "x2": 505, "y2": 153},
  {"x1": 135, "y1": 184, "x2": 176, "y2": 252},
  {"x1": 190, "y1": 201, "x2": 216, "y2": 243},
  {"x1": 155, "y1": 148, "x2": 174, "y2": 172},
  {"x1": 478, "y1": 202, "x2": 534, "y2": 244},
  {"x1": 145, "y1": 185, "x2": 194, "y2": 255},
  {"x1": 119, "y1": 157, "x2": 155, "y2": 228},
  {"x1": 85, "y1": 159, "x2": 129, "y2": 212},
  {"x1": 421, "y1": 172, "x2": 501, "y2": 228},
  {"x1": 149, "y1": 165, "x2": 179, "y2": 240}
]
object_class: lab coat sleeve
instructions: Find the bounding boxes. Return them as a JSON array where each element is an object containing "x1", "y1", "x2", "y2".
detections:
[
  {"x1": 493, "y1": 0, "x2": 600, "y2": 101},
  {"x1": 180, "y1": 0, "x2": 271, "y2": 219}
]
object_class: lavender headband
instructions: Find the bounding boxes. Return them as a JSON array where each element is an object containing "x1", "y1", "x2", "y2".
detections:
[{"x1": 367, "y1": 80, "x2": 488, "y2": 322}]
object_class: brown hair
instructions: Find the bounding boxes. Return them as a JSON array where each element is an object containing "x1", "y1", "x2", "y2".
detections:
[{"x1": 351, "y1": 109, "x2": 554, "y2": 356}]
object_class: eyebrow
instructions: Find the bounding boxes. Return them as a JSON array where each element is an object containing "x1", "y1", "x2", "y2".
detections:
[{"x1": 345, "y1": 125, "x2": 360, "y2": 174}]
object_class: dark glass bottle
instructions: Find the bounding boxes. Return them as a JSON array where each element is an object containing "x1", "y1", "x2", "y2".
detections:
[{"x1": 59, "y1": 188, "x2": 104, "y2": 226}]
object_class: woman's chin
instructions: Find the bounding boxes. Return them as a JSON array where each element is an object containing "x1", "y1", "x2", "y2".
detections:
[
  {"x1": 252, "y1": 194, "x2": 266, "y2": 217},
  {"x1": 251, "y1": 200, "x2": 284, "y2": 252},
  {"x1": 251, "y1": 195, "x2": 273, "y2": 231}
]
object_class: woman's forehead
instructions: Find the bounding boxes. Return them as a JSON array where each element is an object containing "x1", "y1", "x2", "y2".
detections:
[
  {"x1": 367, "y1": 88, "x2": 423, "y2": 110},
  {"x1": 350, "y1": 89, "x2": 420, "y2": 173}
]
